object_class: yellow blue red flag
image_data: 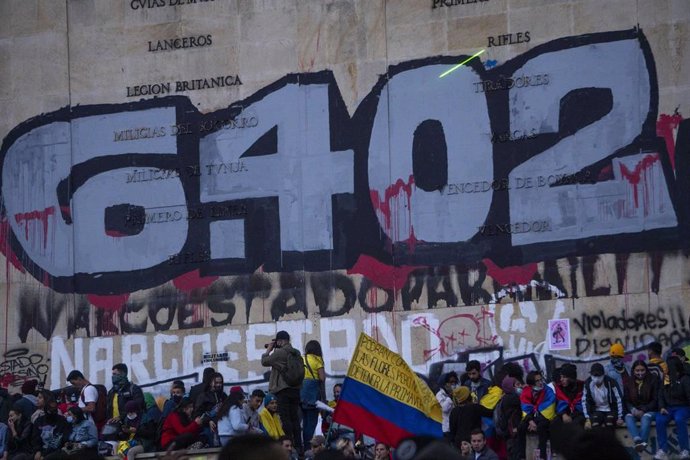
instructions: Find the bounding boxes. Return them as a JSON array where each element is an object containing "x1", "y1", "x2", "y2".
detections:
[{"x1": 332, "y1": 333, "x2": 443, "y2": 447}]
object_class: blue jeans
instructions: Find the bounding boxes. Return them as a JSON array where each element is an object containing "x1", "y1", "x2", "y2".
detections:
[
  {"x1": 656, "y1": 406, "x2": 690, "y2": 452},
  {"x1": 625, "y1": 411, "x2": 655, "y2": 443}
]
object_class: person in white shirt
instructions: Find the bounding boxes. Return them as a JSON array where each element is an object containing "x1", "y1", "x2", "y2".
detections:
[
  {"x1": 67, "y1": 370, "x2": 98, "y2": 420},
  {"x1": 436, "y1": 371, "x2": 459, "y2": 439}
]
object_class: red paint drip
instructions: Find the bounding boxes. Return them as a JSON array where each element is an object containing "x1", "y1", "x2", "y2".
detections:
[
  {"x1": 348, "y1": 254, "x2": 423, "y2": 292},
  {"x1": 482, "y1": 258, "x2": 537, "y2": 285},
  {"x1": 59, "y1": 206, "x2": 71, "y2": 218},
  {"x1": 370, "y1": 175, "x2": 419, "y2": 252},
  {"x1": 618, "y1": 153, "x2": 659, "y2": 208},
  {"x1": 87, "y1": 293, "x2": 130, "y2": 312},
  {"x1": 657, "y1": 113, "x2": 684, "y2": 169},
  {"x1": 105, "y1": 230, "x2": 127, "y2": 238},
  {"x1": 173, "y1": 269, "x2": 218, "y2": 292},
  {"x1": 0, "y1": 217, "x2": 25, "y2": 273},
  {"x1": 14, "y1": 206, "x2": 55, "y2": 249}
]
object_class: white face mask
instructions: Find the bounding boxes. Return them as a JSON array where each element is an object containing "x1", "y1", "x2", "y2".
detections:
[
  {"x1": 66, "y1": 416, "x2": 74, "y2": 424},
  {"x1": 127, "y1": 413, "x2": 138, "y2": 420},
  {"x1": 592, "y1": 375, "x2": 604, "y2": 385}
]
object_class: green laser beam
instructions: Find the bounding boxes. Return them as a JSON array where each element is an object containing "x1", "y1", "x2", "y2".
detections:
[{"x1": 438, "y1": 49, "x2": 486, "y2": 78}]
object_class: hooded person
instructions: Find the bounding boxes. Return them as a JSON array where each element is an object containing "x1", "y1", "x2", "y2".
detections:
[
  {"x1": 14, "y1": 380, "x2": 38, "y2": 422},
  {"x1": 449, "y1": 385, "x2": 489, "y2": 450},
  {"x1": 604, "y1": 343, "x2": 629, "y2": 390},
  {"x1": 258, "y1": 393, "x2": 285, "y2": 440},
  {"x1": 496, "y1": 377, "x2": 523, "y2": 460}
]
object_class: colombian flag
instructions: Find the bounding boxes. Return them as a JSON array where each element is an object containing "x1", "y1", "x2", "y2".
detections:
[{"x1": 332, "y1": 333, "x2": 442, "y2": 447}]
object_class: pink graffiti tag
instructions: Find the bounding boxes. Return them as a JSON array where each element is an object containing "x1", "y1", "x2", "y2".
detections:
[{"x1": 413, "y1": 307, "x2": 498, "y2": 361}]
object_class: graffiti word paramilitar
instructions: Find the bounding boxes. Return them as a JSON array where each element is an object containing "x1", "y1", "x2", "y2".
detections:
[{"x1": 1, "y1": 29, "x2": 685, "y2": 295}]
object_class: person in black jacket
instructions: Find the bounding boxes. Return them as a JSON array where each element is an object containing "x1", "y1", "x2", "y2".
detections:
[
  {"x1": 6, "y1": 406, "x2": 32, "y2": 460},
  {"x1": 106, "y1": 363, "x2": 144, "y2": 424},
  {"x1": 449, "y1": 386, "x2": 491, "y2": 451},
  {"x1": 29, "y1": 400, "x2": 70, "y2": 460},
  {"x1": 623, "y1": 360, "x2": 658, "y2": 453},
  {"x1": 654, "y1": 356, "x2": 690, "y2": 460}
]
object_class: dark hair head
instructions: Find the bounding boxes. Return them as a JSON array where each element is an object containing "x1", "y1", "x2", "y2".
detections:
[
  {"x1": 560, "y1": 425, "x2": 630, "y2": 460},
  {"x1": 305, "y1": 340, "x2": 323, "y2": 357},
  {"x1": 277, "y1": 435, "x2": 292, "y2": 444},
  {"x1": 526, "y1": 370, "x2": 543, "y2": 386},
  {"x1": 38, "y1": 389, "x2": 56, "y2": 405},
  {"x1": 172, "y1": 381, "x2": 185, "y2": 391},
  {"x1": 218, "y1": 434, "x2": 284, "y2": 460},
  {"x1": 647, "y1": 341, "x2": 663, "y2": 356},
  {"x1": 66, "y1": 370, "x2": 85, "y2": 382},
  {"x1": 217, "y1": 390, "x2": 245, "y2": 419},
  {"x1": 470, "y1": 428, "x2": 484, "y2": 438},
  {"x1": 333, "y1": 383, "x2": 343, "y2": 390},
  {"x1": 21, "y1": 380, "x2": 37, "y2": 395},
  {"x1": 202, "y1": 367, "x2": 216, "y2": 383},
  {"x1": 631, "y1": 360, "x2": 648, "y2": 372},
  {"x1": 175, "y1": 397, "x2": 194, "y2": 413},
  {"x1": 68, "y1": 405, "x2": 86, "y2": 422},
  {"x1": 668, "y1": 356, "x2": 685, "y2": 380},
  {"x1": 251, "y1": 389, "x2": 266, "y2": 399},
  {"x1": 441, "y1": 371, "x2": 459, "y2": 385},
  {"x1": 466, "y1": 360, "x2": 481, "y2": 372},
  {"x1": 112, "y1": 363, "x2": 128, "y2": 375}
]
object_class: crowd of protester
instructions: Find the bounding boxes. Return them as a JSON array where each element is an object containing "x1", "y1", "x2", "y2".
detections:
[{"x1": 0, "y1": 334, "x2": 687, "y2": 460}]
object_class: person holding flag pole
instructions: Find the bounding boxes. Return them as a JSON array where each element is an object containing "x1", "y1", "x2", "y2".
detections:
[{"x1": 331, "y1": 333, "x2": 444, "y2": 448}]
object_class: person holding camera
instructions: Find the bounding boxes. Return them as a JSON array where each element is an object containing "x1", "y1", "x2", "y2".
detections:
[{"x1": 261, "y1": 331, "x2": 303, "y2": 453}]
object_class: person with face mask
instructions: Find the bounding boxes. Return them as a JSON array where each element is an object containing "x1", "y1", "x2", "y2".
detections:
[
  {"x1": 517, "y1": 371, "x2": 556, "y2": 460},
  {"x1": 622, "y1": 360, "x2": 658, "y2": 453},
  {"x1": 62, "y1": 406, "x2": 97, "y2": 456},
  {"x1": 28, "y1": 400, "x2": 70, "y2": 460},
  {"x1": 162, "y1": 381, "x2": 186, "y2": 419},
  {"x1": 106, "y1": 363, "x2": 144, "y2": 425},
  {"x1": 605, "y1": 343, "x2": 629, "y2": 391},
  {"x1": 436, "y1": 371, "x2": 459, "y2": 439},
  {"x1": 582, "y1": 362, "x2": 624, "y2": 431},
  {"x1": 194, "y1": 372, "x2": 226, "y2": 447}
]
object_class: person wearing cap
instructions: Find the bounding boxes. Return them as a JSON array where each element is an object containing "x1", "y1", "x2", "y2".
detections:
[
  {"x1": 605, "y1": 343, "x2": 629, "y2": 390},
  {"x1": 582, "y1": 362, "x2": 624, "y2": 430},
  {"x1": 259, "y1": 393, "x2": 285, "y2": 440},
  {"x1": 13, "y1": 381, "x2": 38, "y2": 422},
  {"x1": 623, "y1": 360, "x2": 659, "y2": 453},
  {"x1": 654, "y1": 356, "x2": 690, "y2": 460},
  {"x1": 449, "y1": 385, "x2": 488, "y2": 449},
  {"x1": 66, "y1": 370, "x2": 98, "y2": 421},
  {"x1": 216, "y1": 386, "x2": 248, "y2": 445},
  {"x1": 261, "y1": 330, "x2": 302, "y2": 452},
  {"x1": 304, "y1": 434, "x2": 326, "y2": 459}
]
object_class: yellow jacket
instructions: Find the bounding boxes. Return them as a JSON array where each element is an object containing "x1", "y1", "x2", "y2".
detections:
[{"x1": 259, "y1": 407, "x2": 285, "y2": 439}]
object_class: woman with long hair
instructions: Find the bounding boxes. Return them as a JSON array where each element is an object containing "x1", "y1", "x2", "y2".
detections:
[
  {"x1": 301, "y1": 340, "x2": 326, "y2": 448},
  {"x1": 6, "y1": 406, "x2": 32, "y2": 460},
  {"x1": 216, "y1": 387, "x2": 248, "y2": 445},
  {"x1": 160, "y1": 398, "x2": 205, "y2": 450},
  {"x1": 623, "y1": 360, "x2": 659, "y2": 453}
]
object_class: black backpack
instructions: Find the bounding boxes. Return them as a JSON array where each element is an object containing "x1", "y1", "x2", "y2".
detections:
[{"x1": 282, "y1": 348, "x2": 305, "y2": 387}]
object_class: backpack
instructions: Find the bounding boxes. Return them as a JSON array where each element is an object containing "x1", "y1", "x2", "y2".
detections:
[
  {"x1": 282, "y1": 348, "x2": 305, "y2": 387},
  {"x1": 493, "y1": 398, "x2": 509, "y2": 438},
  {"x1": 82, "y1": 384, "x2": 108, "y2": 424}
]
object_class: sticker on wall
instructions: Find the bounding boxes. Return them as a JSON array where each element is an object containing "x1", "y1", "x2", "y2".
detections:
[{"x1": 548, "y1": 319, "x2": 571, "y2": 351}]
